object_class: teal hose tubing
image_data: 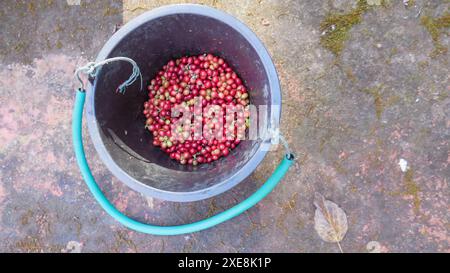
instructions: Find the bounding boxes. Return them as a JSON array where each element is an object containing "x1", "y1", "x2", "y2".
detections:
[{"x1": 72, "y1": 90, "x2": 294, "y2": 235}]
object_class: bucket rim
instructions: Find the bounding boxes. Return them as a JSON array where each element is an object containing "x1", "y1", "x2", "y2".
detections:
[{"x1": 85, "y1": 4, "x2": 281, "y2": 202}]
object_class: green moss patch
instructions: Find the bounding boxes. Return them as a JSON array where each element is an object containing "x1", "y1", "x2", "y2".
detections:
[
  {"x1": 361, "y1": 86, "x2": 384, "y2": 119},
  {"x1": 403, "y1": 169, "x2": 421, "y2": 213},
  {"x1": 320, "y1": 0, "x2": 370, "y2": 56},
  {"x1": 361, "y1": 85, "x2": 400, "y2": 120},
  {"x1": 421, "y1": 12, "x2": 450, "y2": 57}
]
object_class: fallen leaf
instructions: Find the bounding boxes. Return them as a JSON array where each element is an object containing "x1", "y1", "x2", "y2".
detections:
[{"x1": 314, "y1": 192, "x2": 348, "y2": 252}]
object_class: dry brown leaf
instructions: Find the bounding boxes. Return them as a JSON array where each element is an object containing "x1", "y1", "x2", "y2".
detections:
[{"x1": 313, "y1": 192, "x2": 348, "y2": 252}]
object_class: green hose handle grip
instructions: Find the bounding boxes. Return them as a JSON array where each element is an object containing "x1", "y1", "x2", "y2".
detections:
[{"x1": 72, "y1": 90, "x2": 294, "y2": 235}]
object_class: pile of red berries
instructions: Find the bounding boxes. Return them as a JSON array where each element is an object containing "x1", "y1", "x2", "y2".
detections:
[{"x1": 143, "y1": 54, "x2": 250, "y2": 166}]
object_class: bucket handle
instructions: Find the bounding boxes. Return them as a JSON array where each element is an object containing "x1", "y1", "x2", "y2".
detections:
[
  {"x1": 75, "y1": 57, "x2": 143, "y2": 94},
  {"x1": 73, "y1": 90, "x2": 294, "y2": 235}
]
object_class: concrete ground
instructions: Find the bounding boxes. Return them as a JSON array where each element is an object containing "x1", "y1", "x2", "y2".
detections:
[{"x1": 0, "y1": 0, "x2": 448, "y2": 253}]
